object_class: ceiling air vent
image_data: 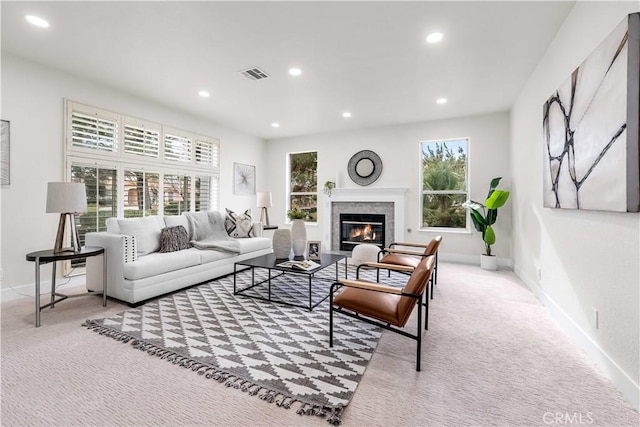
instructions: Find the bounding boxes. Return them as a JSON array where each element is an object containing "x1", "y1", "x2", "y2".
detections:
[{"x1": 239, "y1": 67, "x2": 270, "y2": 81}]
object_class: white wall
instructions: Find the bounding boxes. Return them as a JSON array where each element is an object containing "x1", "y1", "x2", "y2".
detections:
[
  {"x1": 0, "y1": 53, "x2": 267, "y2": 288},
  {"x1": 511, "y1": 2, "x2": 640, "y2": 408},
  {"x1": 266, "y1": 112, "x2": 511, "y2": 264}
]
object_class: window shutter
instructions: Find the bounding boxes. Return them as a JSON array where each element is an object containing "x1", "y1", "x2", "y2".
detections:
[
  {"x1": 69, "y1": 107, "x2": 118, "y2": 152},
  {"x1": 123, "y1": 117, "x2": 160, "y2": 158},
  {"x1": 164, "y1": 129, "x2": 192, "y2": 163},
  {"x1": 195, "y1": 138, "x2": 219, "y2": 167}
]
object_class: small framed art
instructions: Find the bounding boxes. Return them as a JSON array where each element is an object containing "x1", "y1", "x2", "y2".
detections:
[
  {"x1": 307, "y1": 240, "x2": 321, "y2": 260},
  {"x1": 233, "y1": 162, "x2": 255, "y2": 195}
]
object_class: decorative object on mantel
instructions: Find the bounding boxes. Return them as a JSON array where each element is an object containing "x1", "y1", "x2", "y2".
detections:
[
  {"x1": 347, "y1": 150, "x2": 383, "y2": 186},
  {"x1": 462, "y1": 177, "x2": 510, "y2": 271},
  {"x1": 1, "y1": 120, "x2": 9, "y2": 185},
  {"x1": 542, "y1": 12, "x2": 639, "y2": 212},
  {"x1": 256, "y1": 191, "x2": 272, "y2": 226},
  {"x1": 46, "y1": 182, "x2": 88, "y2": 253},
  {"x1": 233, "y1": 162, "x2": 256, "y2": 195},
  {"x1": 272, "y1": 229, "x2": 292, "y2": 259},
  {"x1": 84, "y1": 269, "x2": 384, "y2": 425},
  {"x1": 323, "y1": 180, "x2": 336, "y2": 197}
]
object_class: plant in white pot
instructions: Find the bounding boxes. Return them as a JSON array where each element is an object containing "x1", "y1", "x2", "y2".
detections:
[
  {"x1": 463, "y1": 177, "x2": 510, "y2": 270},
  {"x1": 287, "y1": 205, "x2": 308, "y2": 257}
]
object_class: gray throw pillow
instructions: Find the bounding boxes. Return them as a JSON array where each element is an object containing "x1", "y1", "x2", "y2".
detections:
[
  {"x1": 225, "y1": 208, "x2": 253, "y2": 238},
  {"x1": 159, "y1": 226, "x2": 191, "y2": 253}
]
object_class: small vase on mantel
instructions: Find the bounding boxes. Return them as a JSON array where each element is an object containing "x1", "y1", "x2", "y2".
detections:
[{"x1": 290, "y1": 219, "x2": 307, "y2": 257}]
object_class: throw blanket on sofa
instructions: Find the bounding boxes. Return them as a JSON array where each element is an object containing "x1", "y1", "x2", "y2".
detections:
[{"x1": 184, "y1": 211, "x2": 241, "y2": 254}]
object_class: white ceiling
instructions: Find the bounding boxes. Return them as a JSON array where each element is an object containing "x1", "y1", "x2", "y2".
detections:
[{"x1": 1, "y1": 1, "x2": 575, "y2": 140}]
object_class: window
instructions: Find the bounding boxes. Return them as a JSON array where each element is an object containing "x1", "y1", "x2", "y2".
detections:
[
  {"x1": 288, "y1": 151, "x2": 318, "y2": 222},
  {"x1": 70, "y1": 163, "x2": 118, "y2": 267},
  {"x1": 69, "y1": 106, "x2": 118, "y2": 153},
  {"x1": 64, "y1": 99, "x2": 220, "y2": 231},
  {"x1": 420, "y1": 139, "x2": 468, "y2": 229},
  {"x1": 163, "y1": 174, "x2": 191, "y2": 215},
  {"x1": 123, "y1": 170, "x2": 159, "y2": 217}
]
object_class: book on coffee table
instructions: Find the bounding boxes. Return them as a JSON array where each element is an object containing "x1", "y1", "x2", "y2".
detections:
[{"x1": 276, "y1": 260, "x2": 321, "y2": 271}]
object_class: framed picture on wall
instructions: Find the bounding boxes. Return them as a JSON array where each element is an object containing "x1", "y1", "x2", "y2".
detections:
[
  {"x1": 233, "y1": 162, "x2": 255, "y2": 195},
  {"x1": 307, "y1": 240, "x2": 321, "y2": 260}
]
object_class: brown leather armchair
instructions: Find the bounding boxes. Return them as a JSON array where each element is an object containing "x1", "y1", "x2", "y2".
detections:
[
  {"x1": 329, "y1": 255, "x2": 436, "y2": 371},
  {"x1": 362, "y1": 236, "x2": 442, "y2": 299}
]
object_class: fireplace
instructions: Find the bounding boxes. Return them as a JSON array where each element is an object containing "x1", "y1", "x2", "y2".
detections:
[{"x1": 339, "y1": 213, "x2": 385, "y2": 251}]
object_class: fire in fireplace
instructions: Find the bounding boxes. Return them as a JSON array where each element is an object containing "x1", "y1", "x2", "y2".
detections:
[{"x1": 339, "y1": 213, "x2": 385, "y2": 251}]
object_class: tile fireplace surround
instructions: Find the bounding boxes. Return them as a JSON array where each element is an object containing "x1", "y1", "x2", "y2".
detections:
[{"x1": 323, "y1": 188, "x2": 408, "y2": 251}]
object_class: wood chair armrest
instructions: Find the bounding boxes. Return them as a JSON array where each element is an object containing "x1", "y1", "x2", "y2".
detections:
[
  {"x1": 338, "y1": 279, "x2": 403, "y2": 294},
  {"x1": 363, "y1": 262, "x2": 415, "y2": 272}
]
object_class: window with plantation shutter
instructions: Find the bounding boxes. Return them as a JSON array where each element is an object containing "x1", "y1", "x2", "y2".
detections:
[
  {"x1": 69, "y1": 106, "x2": 118, "y2": 152},
  {"x1": 163, "y1": 174, "x2": 191, "y2": 215},
  {"x1": 195, "y1": 175, "x2": 218, "y2": 211},
  {"x1": 123, "y1": 117, "x2": 160, "y2": 159},
  {"x1": 195, "y1": 138, "x2": 219, "y2": 167},
  {"x1": 64, "y1": 100, "x2": 221, "y2": 250},
  {"x1": 164, "y1": 130, "x2": 192, "y2": 163}
]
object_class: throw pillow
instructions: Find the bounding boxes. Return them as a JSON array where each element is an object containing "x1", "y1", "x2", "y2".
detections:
[
  {"x1": 158, "y1": 226, "x2": 191, "y2": 253},
  {"x1": 224, "y1": 208, "x2": 253, "y2": 238},
  {"x1": 117, "y1": 216, "x2": 164, "y2": 256}
]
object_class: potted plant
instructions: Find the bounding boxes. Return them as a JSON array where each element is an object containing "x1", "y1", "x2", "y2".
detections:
[
  {"x1": 323, "y1": 181, "x2": 336, "y2": 197},
  {"x1": 462, "y1": 177, "x2": 510, "y2": 270},
  {"x1": 287, "y1": 205, "x2": 307, "y2": 256}
]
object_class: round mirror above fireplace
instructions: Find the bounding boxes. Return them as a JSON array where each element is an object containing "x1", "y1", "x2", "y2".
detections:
[{"x1": 347, "y1": 150, "x2": 383, "y2": 186}]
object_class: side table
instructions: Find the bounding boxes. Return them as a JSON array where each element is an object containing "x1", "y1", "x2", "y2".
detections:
[{"x1": 25, "y1": 246, "x2": 107, "y2": 327}]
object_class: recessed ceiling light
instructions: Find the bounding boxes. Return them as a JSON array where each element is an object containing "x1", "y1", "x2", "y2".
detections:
[
  {"x1": 288, "y1": 68, "x2": 302, "y2": 76},
  {"x1": 271, "y1": 122, "x2": 280, "y2": 128},
  {"x1": 436, "y1": 98, "x2": 448, "y2": 104},
  {"x1": 426, "y1": 32, "x2": 443, "y2": 43},
  {"x1": 25, "y1": 15, "x2": 49, "y2": 28},
  {"x1": 342, "y1": 112, "x2": 352, "y2": 118},
  {"x1": 198, "y1": 90, "x2": 210, "y2": 98}
]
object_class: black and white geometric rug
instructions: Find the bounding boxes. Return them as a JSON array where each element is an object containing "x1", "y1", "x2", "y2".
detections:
[{"x1": 84, "y1": 267, "x2": 395, "y2": 425}]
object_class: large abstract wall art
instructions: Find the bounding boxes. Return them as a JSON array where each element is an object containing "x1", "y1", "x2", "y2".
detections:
[{"x1": 543, "y1": 13, "x2": 639, "y2": 212}]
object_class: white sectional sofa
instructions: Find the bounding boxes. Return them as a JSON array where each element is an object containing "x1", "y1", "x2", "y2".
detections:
[{"x1": 85, "y1": 212, "x2": 272, "y2": 304}]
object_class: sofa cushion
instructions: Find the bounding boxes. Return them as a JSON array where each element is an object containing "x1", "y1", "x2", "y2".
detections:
[
  {"x1": 236, "y1": 237, "x2": 272, "y2": 254},
  {"x1": 117, "y1": 216, "x2": 165, "y2": 256},
  {"x1": 198, "y1": 249, "x2": 236, "y2": 264},
  {"x1": 164, "y1": 214, "x2": 190, "y2": 233},
  {"x1": 123, "y1": 249, "x2": 201, "y2": 280},
  {"x1": 225, "y1": 209, "x2": 253, "y2": 238},
  {"x1": 159, "y1": 226, "x2": 191, "y2": 253}
]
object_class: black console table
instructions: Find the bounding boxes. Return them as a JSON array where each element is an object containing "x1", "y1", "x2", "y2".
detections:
[{"x1": 25, "y1": 246, "x2": 107, "y2": 327}]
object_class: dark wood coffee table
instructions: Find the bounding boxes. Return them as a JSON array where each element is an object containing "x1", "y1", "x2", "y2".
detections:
[{"x1": 233, "y1": 252, "x2": 348, "y2": 311}]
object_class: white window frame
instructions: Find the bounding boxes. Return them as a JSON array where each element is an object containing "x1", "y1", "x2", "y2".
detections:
[{"x1": 419, "y1": 137, "x2": 471, "y2": 233}]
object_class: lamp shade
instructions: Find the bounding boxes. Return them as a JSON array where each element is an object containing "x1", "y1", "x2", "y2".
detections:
[
  {"x1": 256, "y1": 191, "x2": 273, "y2": 208},
  {"x1": 46, "y1": 182, "x2": 88, "y2": 213}
]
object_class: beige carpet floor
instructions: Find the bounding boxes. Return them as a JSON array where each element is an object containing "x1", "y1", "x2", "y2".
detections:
[{"x1": 1, "y1": 262, "x2": 638, "y2": 426}]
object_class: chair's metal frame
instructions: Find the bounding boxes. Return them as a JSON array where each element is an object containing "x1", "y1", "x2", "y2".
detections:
[{"x1": 329, "y1": 281, "x2": 427, "y2": 371}]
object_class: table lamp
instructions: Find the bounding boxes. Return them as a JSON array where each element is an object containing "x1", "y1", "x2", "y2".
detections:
[
  {"x1": 256, "y1": 191, "x2": 272, "y2": 226},
  {"x1": 46, "y1": 182, "x2": 88, "y2": 253}
]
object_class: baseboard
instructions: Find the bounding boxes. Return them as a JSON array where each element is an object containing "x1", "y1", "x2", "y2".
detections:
[
  {"x1": 440, "y1": 252, "x2": 513, "y2": 269},
  {"x1": 1, "y1": 275, "x2": 86, "y2": 303},
  {"x1": 514, "y1": 263, "x2": 640, "y2": 411}
]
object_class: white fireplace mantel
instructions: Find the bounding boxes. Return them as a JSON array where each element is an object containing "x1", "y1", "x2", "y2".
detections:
[{"x1": 323, "y1": 187, "x2": 409, "y2": 249}]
